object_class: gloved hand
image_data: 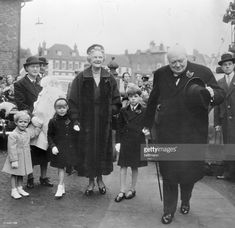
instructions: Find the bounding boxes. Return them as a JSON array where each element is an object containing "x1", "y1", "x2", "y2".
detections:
[
  {"x1": 52, "y1": 146, "x2": 59, "y2": 155},
  {"x1": 115, "y1": 143, "x2": 121, "y2": 152},
  {"x1": 205, "y1": 86, "x2": 214, "y2": 98},
  {"x1": 11, "y1": 161, "x2": 18, "y2": 169},
  {"x1": 142, "y1": 127, "x2": 150, "y2": 136},
  {"x1": 215, "y1": 125, "x2": 222, "y2": 131},
  {"x1": 73, "y1": 124, "x2": 80, "y2": 131}
]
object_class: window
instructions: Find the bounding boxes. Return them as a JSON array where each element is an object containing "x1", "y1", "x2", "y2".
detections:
[
  {"x1": 62, "y1": 61, "x2": 67, "y2": 70},
  {"x1": 68, "y1": 61, "x2": 73, "y2": 70},
  {"x1": 72, "y1": 52, "x2": 76, "y2": 57},
  {"x1": 54, "y1": 60, "x2": 60, "y2": 69},
  {"x1": 74, "y1": 61, "x2": 79, "y2": 70},
  {"x1": 57, "y1": 51, "x2": 62, "y2": 56}
]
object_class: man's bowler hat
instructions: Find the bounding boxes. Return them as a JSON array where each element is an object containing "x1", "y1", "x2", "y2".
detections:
[
  {"x1": 38, "y1": 57, "x2": 48, "y2": 65},
  {"x1": 218, "y1": 53, "x2": 235, "y2": 66},
  {"x1": 23, "y1": 56, "x2": 42, "y2": 68},
  {"x1": 184, "y1": 77, "x2": 211, "y2": 110}
]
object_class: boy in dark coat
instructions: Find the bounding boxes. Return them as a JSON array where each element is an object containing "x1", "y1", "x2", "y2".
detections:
[{"x1": 115, "y1": 84, "x2": 147, "y2": 203}]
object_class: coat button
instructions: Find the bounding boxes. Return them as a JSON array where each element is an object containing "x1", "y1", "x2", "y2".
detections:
[
  {"x1": 228, "y1": 105, "x2": 231, "y2": 109},
  {"x1": 229, "y1": 116, "x2": 232, "y2": 120}
]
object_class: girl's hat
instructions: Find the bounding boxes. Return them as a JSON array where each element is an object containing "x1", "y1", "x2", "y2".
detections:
[{"x1": 54, "y1": 98, "x2": 68, "y2": 108}]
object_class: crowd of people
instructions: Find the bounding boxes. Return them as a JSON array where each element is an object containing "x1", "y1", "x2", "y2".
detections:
[{"x1": 1, "y1": 43, "x2": 234, "y2": 225}]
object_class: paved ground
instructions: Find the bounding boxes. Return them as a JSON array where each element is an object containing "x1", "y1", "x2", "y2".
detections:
[{"x1": 1, "y1": 151, "x2": 235, "y2": 228}]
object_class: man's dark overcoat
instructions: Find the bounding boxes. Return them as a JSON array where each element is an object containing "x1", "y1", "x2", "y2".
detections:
[
  {"x1": 14, "y1": 75, "x2": 42, "y2": 113},
  {"x1": 214, "y1": 75, "x2": 235, "y2": 143},
  {"x1": 68, "y1": 67, "x2": 121, "y2": 178},
  {"x1": 144, "y1": 61, "x2": 225, "y2": 184}
]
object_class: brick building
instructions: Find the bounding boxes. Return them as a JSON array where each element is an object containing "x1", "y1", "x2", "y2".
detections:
[
  {"x1": 38, "y1": 42, "x2": 87, "y2": 76},
  {"x1": 0, "y1": 0, "x2": 30, "y2": 77}
]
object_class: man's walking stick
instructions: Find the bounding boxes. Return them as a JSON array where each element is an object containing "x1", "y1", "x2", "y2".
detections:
[
  {"x1": 145, "y1": 135, "x2": 162, "y2": 202},
  {"x1": 156, "y1": 161, "x2": 162, "y2": 201}
]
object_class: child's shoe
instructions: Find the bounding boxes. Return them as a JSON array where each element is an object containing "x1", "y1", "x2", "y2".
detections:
[
  {"x1": 55, "y1": 185, "x2": 64, "y2": 198},
  {"x1": 17, "y1": 186, "x2": 29, "y2": 197},
  {"x1": 11, "y1": 188, "x2": 22, "y2": 199}
]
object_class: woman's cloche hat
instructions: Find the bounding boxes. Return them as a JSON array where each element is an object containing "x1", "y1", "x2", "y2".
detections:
[{"x1": 86, "y1": 44, "x2": 104, "y2": 55}]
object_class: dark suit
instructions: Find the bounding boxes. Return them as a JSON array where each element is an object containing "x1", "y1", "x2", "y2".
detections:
[
  {"x1": 14, "y1": 75, "x2": 42, "y2": 113},
  {"x1": 214, "y1": 75, "x2": 235, "y2": 178},
  {"x1": 144, "y1": 61, "x2": 225, "y2": 215}
]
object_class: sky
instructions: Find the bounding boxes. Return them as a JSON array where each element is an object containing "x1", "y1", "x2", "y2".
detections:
[{"x1": 21, "y1": 0, "x2": 232, "y2": 56}]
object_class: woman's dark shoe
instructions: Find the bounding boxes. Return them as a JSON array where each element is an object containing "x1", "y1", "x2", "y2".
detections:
[
  {"x1": 114, "y1": 192, "x2": 125, "y2": 203},
  {"x1": 97, "y1": 179, "x2": 106, "y2": 195},
  {"x1": 98, "y1": 186, "x2": 106, "y2": 195},
  {"x1": 39, "y1": 177, "x2": 53, "y2": 187},
  {"x1": 26, "y1": 178, "x2": 34, "y2": 189},
  {"x1": 125, "y1": 190, "x2": 136, "y2": 200},
  {"x1": 180, "y1": 203, "x2": 190, "y2": 214},
  {"x1": 85, "y1": 184, "x2": 95, "y2": 196},
  {"x1": 161, "y1": 213, "x2": 174, "y2": 225}
]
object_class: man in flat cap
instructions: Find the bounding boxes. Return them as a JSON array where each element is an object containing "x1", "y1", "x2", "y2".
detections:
[
  {"x1": 14, "y1": 56, "x2": 53, "y2": 189},
  {"x1": 143, "y1": 45, "x2": 225, "y2": 224},
  {"x1": 214, "y1": 53, "x2": 235, "y2": 180}
]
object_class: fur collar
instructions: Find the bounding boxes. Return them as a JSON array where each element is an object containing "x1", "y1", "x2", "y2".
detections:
[{"x1": 83, "y1": 66, "x2": 110, "y2": 78}]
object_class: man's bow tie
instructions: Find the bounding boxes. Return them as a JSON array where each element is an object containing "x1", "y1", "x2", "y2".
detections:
[{"x1": 173, "y1": 73, "x2": 182, "y2": 78}]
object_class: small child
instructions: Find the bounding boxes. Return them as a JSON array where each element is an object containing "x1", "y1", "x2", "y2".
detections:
[
  {"x1": 114, "y1": 84, "x2": 147, "y2": 203},
  {"x1": 47, "y1": 98, "x2": 79, "y2": 198},
  {"x1": 2, "y1": 111, "x2": 42, "y2": 199}
]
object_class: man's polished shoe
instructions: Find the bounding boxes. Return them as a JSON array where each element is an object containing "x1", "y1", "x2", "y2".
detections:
[
  {"x1": 26, "y1": 178, "x2": 34, "y2": 189},
  {"x1": 180, "y1": 202, "x2": 190, "y2": 214},
  {"x1": 161, "y1": 213, "x2": 174, "y2": 225},
  {"x1": 39, "y1": 177, "x2": 53, "y2": 187}
]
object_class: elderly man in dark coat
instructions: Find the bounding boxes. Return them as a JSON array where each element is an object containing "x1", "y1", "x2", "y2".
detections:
[
  {"x1": 68, "y1": 44, "x2": 121, "y2": 196},
  {"x1": 143, "y1": 45, "x2": 225, "y2": 224},
  {"x1": 214, "y1": 53, "x2": 235, "y2": 180}
]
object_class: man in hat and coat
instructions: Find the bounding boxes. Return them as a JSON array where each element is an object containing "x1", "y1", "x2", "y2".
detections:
[
  {"x1": 14, "y1": 56, "x2": 53, "y2": 188},
  {"x1": 38, "y1": 57, "x2": 48, "y2": 79},
  {"x1": 143, "y1": 45, "x2": 225, "y2": 224},
  {"x1": 214, "y1": 53, "x2": 235, "y2": 180}
]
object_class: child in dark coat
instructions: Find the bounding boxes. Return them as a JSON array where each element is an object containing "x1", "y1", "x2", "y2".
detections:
[
  {"x1": 115, "y1": 84, "x2": 147, "y2": 203},
  {"x1": 47, "y1": 98, "x2": 79, "y2": 198}
]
